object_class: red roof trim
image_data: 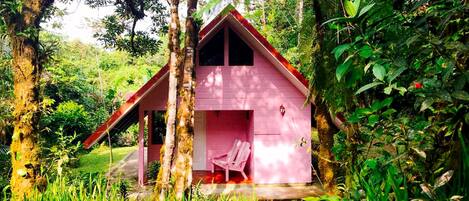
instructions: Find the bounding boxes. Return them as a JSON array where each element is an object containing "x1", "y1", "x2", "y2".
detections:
[
  {"x1": 199, "y1": 12, "x2": 225, "y2": 39},
  {"x1": 83, "y1": 64, "x2": 169, "y2": 149},
  {"x1": 199, "y1": 8, "x2": 309, "y2": 88}
]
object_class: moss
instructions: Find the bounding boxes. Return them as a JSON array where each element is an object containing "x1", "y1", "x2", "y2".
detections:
[{"x1": 315, "y1": 102, "x2": 338, "y2": 193}]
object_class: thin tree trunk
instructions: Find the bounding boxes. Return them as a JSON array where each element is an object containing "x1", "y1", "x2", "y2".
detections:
[
  {"x1": 155, "y1": 0, "x2": 181, "y2": 200},
  {"x1": 261, "y1": 1, "x2": 267, "y2": 31},
  {"x1": 311, "y1": 0, "x2": 338, "y2": 193},
  {"x1": 172, "y1": 0, "x2": 198, "y2": 198},
  {"x1": 3, "y1": 0, "x2": 53, "y2": 199},
  {"x1": 297, "y1": 0, "x2": 304, "y2": 25}
]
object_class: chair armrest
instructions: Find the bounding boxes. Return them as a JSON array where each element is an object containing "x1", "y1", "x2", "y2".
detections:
[{"x1": 228, "y1": 160, "x2": 248, "y2": 166}]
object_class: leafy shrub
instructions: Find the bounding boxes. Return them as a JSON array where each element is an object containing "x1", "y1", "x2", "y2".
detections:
[
  {"x1": 146, "y1": 160, "x2": 161, "y2": 181},
  {"x1": 0, "y1": 145, "x2": 11, "y2": 200},
  {"x1": 113, "y1": 124, "x2": 138, "y2": 147},
  {"x1": 42, "y1": 101, "x2": 91, "y2": 142},
  {"x1": 0, "y1": 54, "x2": 13, "y2": 145},
  {"x1": 325, "y1": 0, "x2": 469, "y2": 199},
  {"x1": 42, "y1": 128, "x2": 82, "y2": 177}
]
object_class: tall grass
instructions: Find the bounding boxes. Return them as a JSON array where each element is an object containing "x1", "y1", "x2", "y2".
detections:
[
  {"x1": 4, "y1": 173, "x2": 260, "y2": 201},
  {"x1": 189, "y1": 184, "x2": 258, "y2": 201},
  {"x1": 25, "y1": 174, "x2": 127, "y2": 201}
]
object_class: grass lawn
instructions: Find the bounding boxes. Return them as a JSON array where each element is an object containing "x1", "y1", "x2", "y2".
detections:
[{"x1": 75, "y1": 146, "x2": 137, "y2": 173}]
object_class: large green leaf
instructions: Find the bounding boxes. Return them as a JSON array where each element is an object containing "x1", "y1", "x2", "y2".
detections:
[
  {"x1": 332, "y1": 43, "x2": 352, "y2": 60},
  {"x1": 359, "y1": 45, "x2": 373, "y2": 59},
  {"x1": 358, "y1": 3, "x2": 375, "y2": 17},
  {"x1": 336, "y1": 59, "x2": 352, "y2": 81},
  {"x1": 452, "y1": 90, "x2": 469, "y2": 101},
  {"x1": 368, "y1": 114, "x2": 379, "y2": 126},
  {"x1": 372, "y1": 64, "x2": 386, "y2": 81},
  {"x1": 387, "y1": 66, "x2": 407, "y2": 83},
  {"x1": 344, "y1": 0, "x2": 360, "y2": 17},
  {"x1": 355, "y1": 81, "x2": 383, "y2": 94},
  {"x1": 420, "y1": 98, "x2": 434, "y2": 112}
]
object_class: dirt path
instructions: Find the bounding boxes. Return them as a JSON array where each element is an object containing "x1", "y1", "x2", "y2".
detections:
[{"x1": 108, "y1": 148, "x2": 153, "y2": 200}]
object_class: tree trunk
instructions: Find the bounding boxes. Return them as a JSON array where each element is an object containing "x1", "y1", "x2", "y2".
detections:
[
  {"x1": 315, "y1": 101, "x2": 338, "y2": 192},
  {"x1": 9, "y1": 33, "x2": 44, "y2": 201},
  {"x1": 155, "y1": 0, "x2": 181, "y2": 200},
  {"x1": 311, "y1": 0, "x2": 338, "y2": 193},
  {"x1": 172, "y1": 0, "x2": 198, "y2": 199},
  {"x1": 3, "y1": 0, "x2": 53, "y2": 199},
  {"x1": 297, "y1": 0, "x2": 304, "y2": 26}
]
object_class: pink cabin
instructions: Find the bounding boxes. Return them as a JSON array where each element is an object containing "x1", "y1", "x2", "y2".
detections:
[{"x1": 83, "y1": 6, "x2": 312, "y2": 186}]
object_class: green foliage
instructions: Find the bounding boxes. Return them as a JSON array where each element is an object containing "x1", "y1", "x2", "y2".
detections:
[
  {"x1": 0, "y1": 42, "x2": 12, "y2": 145},
  {"x1": 303, "y1": 194, "x2": 341, "y2": 201},
  {"x1": 93, "y1": 15, "x2": 162, "y2": 56},
  {"x1": 0, "y1": 145, "x2": 11, "y2": 200},
  {"x1": 89, "y1": 0, "x2": 167, "y2": 56},
  {"x1": 248, "y1": 0, "x2": 304, "y2": 70},
  {"x1": 114, "y1": 124, "x2": 139, "y2": 146},
  {"x1": 146, "y1": 160, "x2": 161, "y2": 181},
  {"x1": 42, "y1": 128, "x2": 82, "y2": 177},
  {"x1": 324, "y1": 0, "x2": 469, "y2": 199},
  {"x1": 0, "y1": 0, "x2": 23, "y2": 35},
  {"x1": 36, "y1": 32, "x2": 165, "y2": 147},
  {"x1": 26, "y1": 174, "x2": 127, "y2": 201},
  {"x1": 42, "y1": 101, "x2": 91, "y2": 142},
  {"x1": 244, "y1": 0, "x2": 468, "y2": 199},
  {"x1": 189, "y1": 183, "x2": 258, "y2": 201}
]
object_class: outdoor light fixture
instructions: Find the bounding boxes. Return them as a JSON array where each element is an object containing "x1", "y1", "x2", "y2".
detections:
[{"x1": 280, "y1": 105, "x2": 286, "y2": 116}]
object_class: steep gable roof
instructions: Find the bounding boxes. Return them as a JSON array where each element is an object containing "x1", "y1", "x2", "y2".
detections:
[
  {"x1": 199, "y1": 5, "x2": 309, "y2": 95},
  {"x1": 83, "y1": 5, "x2": 310, "y2": 149}
]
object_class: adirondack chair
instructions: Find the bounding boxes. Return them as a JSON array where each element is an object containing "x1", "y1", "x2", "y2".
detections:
[
  {"x1": 211, "y1": 139, "x2": 241, "y2": 172},
  {"x1": 211, "y1": 140, "x2": 251, "y2": 182}
]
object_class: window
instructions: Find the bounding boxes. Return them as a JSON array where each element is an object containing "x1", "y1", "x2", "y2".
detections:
[
  {"x1": 199, "y1": 29, "x2": 224, "y2": 66},
  {"x1": 229, "y1": 29, "x2": 253, "y2": 66},
  {"x1": 151, "y1": 111, "x2": 165, "y2": 144}
]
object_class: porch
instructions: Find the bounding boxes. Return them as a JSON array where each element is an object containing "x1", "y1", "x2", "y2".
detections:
[{"x1": 137, "y1": 110, "x2": 254, "y2": 186}]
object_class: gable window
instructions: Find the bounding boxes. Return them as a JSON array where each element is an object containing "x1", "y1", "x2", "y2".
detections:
[
  {"x1": 229, "y1": 29, "x2": 253, "y2": 66},
  {"x1": 151, "y1": 111, "x2": 165, "y2": 144},
  {"x1": 199, "y1": 29, "x2": 224, "y2": 66}
]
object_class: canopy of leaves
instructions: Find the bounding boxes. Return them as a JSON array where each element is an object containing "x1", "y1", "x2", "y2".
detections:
[{"x1": 88, "y1": 0, "x2": 168, "y2": 56}]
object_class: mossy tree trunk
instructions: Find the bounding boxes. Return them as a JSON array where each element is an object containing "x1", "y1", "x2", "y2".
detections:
[
  {"x1": 315, "y1": 101, "x2": 338, "y2": 192},
  {"x1": 172, "y1": 0, "x2": 198, "y2": 199},
  {"x1": 311, "y1": 0, "x2": 338, "y2": 193},
  {"x1": 155, "y1": 0, "x2": 181, "y2": 200},
  {"x1": 2, "y1": 0, "x2": 54, "y2": 199}
]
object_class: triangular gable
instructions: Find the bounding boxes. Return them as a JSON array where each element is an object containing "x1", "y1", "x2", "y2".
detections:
[
  {"x1": 199, "y1": 5, "x2": 309, "y2": 96},
  {"x1": 83, "y1": 5, "x2": 311, "y2": 149}
]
